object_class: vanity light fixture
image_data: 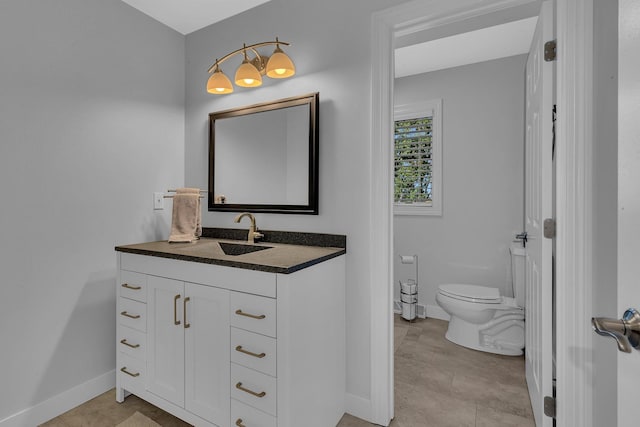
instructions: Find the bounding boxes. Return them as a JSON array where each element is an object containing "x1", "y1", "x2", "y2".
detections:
[
  {"x1": 207, "y1": 63, "x2": 233, "y2": 94},
  {"x1": 206, "y1": 38, "x2": 295, "y2": 94}
]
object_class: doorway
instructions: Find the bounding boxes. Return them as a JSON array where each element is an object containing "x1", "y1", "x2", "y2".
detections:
[
  {"x1": 370, "y1": 1, "x2": 543, "y2": 424},
  {"x1": 371, "y1": 0, "x2": 612, "y2": 426},
  {"x1": 391, "y1": 6, "x2": 539, "y2": 427}
]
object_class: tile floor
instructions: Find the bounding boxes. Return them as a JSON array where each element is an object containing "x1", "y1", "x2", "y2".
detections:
[
  {"x1": 42, "y1": 315, "x2": 534, "y2": 427},
  {"x1": 339, "y1": 315, "x2": 535, "y2": 427}
]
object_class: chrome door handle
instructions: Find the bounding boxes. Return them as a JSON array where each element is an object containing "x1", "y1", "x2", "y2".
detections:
[{"x1": 592, "y1": 308, "x2": 640, "y2": 353}]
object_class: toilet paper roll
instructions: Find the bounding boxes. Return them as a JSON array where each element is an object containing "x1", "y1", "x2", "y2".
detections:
[
  {"x1": 401, "y1": 281, "x2": 417, "y2": 295},
  {"x1": 400, "y1": 255, "x2": 415, "y2": 264}
]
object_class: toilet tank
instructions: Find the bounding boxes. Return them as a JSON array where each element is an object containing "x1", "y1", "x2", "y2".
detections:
[{"x1": 510, "y1": 243, "x2": 526, "y2": 307}]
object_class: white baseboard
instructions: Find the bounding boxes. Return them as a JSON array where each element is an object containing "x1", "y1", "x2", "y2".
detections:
[
  {"x1": 393, "y1": 300, "x2": 401, "y2": 314},
  {"x1": 426, "y1": 304, "x2": 450, "y2": 321},
  {"x1": 345, "y1": 392, "x2": 372, "y2": 423},
  {"x1": 0, "y1": 370, "x2": 115, "y2": 427}
]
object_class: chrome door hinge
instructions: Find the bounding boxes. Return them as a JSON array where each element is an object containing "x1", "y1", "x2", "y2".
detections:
[
  {"x1": 544, "y1": 396, "x2": 556, "y2": 418},
  {"x1": 544, "y1": 40, "x2": 557, "y2": 61},
  {"x1": 543, "y1": 218, "x2": 556, "y2": 239}
]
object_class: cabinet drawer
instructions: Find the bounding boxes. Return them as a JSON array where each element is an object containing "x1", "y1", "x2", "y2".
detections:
[
  {"x1": 231, "y1": 398, "x2": 277, "y2": 427},
  {"x1": 117, "y1": 325, "x2": 146, "y2": 360},
  {"x1": 231, "y1": 327, "x2": 276, "y2": 377},
  {"x1": 231, "y1": 363, "x2": 277, "y2": 417},
  {"x1": 230, "y1": 292, "x2": 276, "y2": 338},
  {"x1": 119, "y1": 298, "x2": 146, "y2": 332},
  {"x1": 118, "y1": 352, "x2": 145, "y2": 394},
  {"x1": 120, "y1": 271, "x2": 147, "y2": 302}
]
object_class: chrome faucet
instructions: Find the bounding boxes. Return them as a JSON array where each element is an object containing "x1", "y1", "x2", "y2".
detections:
[{"x1": 234, "y1": 212, "x2": 264, "y2": 243}]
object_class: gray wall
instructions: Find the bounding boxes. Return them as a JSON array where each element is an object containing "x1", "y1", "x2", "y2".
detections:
[
  {"x1": 0, "y1": 0, "x2": 184, "y2": 422},
  {"x1": 393, "y1": 55, "x2": 527, "y2": 314},
  {"x1": 185, "y1": 0, "x2": 409, "y2": 406}
]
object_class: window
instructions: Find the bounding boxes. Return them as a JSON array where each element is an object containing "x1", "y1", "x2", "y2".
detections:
[{"x1": 394, "y1": 99, "x2": 442, "y2": 216}]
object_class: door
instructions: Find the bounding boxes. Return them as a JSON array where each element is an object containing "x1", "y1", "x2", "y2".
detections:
[
  {"x1": 184, "y1": 282, "x2": 230, "y2": 425},
  {"x1": 618, "y1": 0, "x2": 640, "y2": 424},
  {"x1": 524, "y1": 2, "x2": 554, "y2": 426},
  {"x1": 147, "y1": 276, "x2": 185, "y2": 406}
]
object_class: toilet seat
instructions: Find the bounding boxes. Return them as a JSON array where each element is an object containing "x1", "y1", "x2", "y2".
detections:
[{"x1": 438, "y1": 284, "x2": 502, "y2": 304}]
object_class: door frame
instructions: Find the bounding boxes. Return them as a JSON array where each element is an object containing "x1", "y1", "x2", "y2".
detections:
[
  {"x1": 554, "y1": 0, "x2": 596, "y2": 425},
  {"x1": 369, "y1": 0, "x2": 595, "y2": 425}
]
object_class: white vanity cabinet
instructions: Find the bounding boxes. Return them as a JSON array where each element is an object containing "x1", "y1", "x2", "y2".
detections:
[{"x1": 116, "y1": 250, "x2": 345, "y2": 427}]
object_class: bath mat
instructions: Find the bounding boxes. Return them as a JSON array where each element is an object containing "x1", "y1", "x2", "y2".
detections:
[{"x1": 116, "y1": 412, "x2": 161, "y2": 427}]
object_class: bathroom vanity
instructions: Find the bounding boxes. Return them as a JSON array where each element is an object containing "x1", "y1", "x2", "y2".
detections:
[{"x1": 115, "y1": 229, "x2": 346, "y2": 427}]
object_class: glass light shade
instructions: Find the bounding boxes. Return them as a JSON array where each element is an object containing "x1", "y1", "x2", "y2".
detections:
[
  {"x1": 207, "y1": 69, "x2": 233, "y2": 94},
  {"x1": 235, "y1": 60, "x2": 262, "y2": 87},
  {"x1": 266, "y1": 47, "x2": 295, "y2": 78}
]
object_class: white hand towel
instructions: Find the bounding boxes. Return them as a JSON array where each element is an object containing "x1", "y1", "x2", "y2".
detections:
[{"x1": 168, "y1": 188, "x2": 202, "y2": 242}]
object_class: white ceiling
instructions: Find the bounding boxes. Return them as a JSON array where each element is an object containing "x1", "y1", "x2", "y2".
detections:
[
  {"x1": 120, "y1": 0, "x2": 272, "y2": 35},
  {"x1": 395, "y1": 17, "x2": 538, "y2": 78},
  {"x1": 119, "y1": 1, "x2": 537, "y2": 77}
]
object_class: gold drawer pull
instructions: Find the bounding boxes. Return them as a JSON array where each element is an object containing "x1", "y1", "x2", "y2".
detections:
[
  {"x1": 120, "y1": 311, "x2": 140, "y2": 319},
  {"x1": 235, "y1": 309, "x2": 266, "y2": 320},
  {"x1": 120, "y1": 339, "x2": 140, "y2": 349},
  {"x1": 121, "y1": 283, "x2": 141, "y2": 290},
  {"x1": 235, "y1": 419, "x2": 246, "y2": 427},
  {"x1": 236, "y1": 382, "x2": 266, "y2": 398},
  {"x1": 184, "y1": 297, "x2": 191, "y2": 329},
  {"x1": 120, "y1": 367, "x2": 140, "y2": 377},
  {"x1": 235, "y1": 345, "x2": 266, "y2": 359},
  {"x1": 174, "y1": 294, "x2": 181, "y2": 326}
]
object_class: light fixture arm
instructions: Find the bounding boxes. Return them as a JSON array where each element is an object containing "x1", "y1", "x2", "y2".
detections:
[{"x1": 207, "y1": 40, "x2": 291, "y2": 74}]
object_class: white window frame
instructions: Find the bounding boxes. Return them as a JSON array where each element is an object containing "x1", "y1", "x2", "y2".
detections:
[{"x1": 393, "y1": 98, "x2": 442, "y2": 216}]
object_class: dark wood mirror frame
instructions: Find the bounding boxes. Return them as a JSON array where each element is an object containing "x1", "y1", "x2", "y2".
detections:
[{"x1": 208, "y1": 92, "x2": 319, "y2": 214}]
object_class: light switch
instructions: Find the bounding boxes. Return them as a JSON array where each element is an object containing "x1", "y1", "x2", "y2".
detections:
[{"x1": 153, "y1": 192, "x2": 164, "y2": 210}]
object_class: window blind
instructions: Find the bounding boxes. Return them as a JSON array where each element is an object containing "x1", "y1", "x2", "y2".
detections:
[{"x1": 394, "y1": 116, "x2": 433, "y2": 204}]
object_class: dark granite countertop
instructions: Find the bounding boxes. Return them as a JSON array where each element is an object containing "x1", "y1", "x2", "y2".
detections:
[{"x1": 115, "y1": 228, "x2": 346, "y2": 274}]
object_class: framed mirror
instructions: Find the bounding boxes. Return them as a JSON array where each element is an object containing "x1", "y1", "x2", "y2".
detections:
[{"x1": 208, "y1": 93, "x2": 319, "y2": 214}]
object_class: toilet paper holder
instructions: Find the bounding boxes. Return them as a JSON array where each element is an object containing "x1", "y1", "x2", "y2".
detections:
[{"x1": 399, "y1": 254, "x2": 418, "y2": 321}]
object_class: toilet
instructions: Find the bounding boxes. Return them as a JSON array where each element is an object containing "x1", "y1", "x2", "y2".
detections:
[{"x1": 436, "y1": 243, "x2": 526, "y2": 356}]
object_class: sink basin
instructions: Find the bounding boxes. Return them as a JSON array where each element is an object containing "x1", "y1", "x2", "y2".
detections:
[{"x1": 218, "y1": 242, "x2": 273, "y2": 256}]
